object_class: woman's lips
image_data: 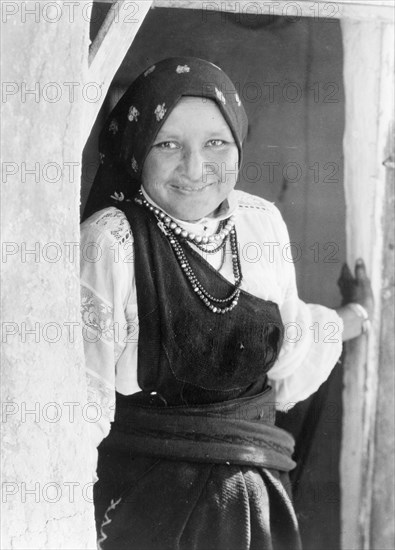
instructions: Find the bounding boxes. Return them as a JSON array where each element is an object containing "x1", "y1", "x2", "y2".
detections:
[{"x1": 169, "y1": 181, "x2": 216, "y2": 193}]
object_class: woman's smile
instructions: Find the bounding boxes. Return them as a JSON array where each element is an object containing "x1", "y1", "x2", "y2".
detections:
[
  {"x1": 141, "y1": 96, "x2": 239, "y2": 221},
  {"x1": 169, "y1": 181, "x2": 216, "y2": 193}
]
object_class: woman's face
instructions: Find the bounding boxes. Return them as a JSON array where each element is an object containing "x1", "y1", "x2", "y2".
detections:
[{"x1": 141, "y1": 97, "x2": 239, "y2": 221}]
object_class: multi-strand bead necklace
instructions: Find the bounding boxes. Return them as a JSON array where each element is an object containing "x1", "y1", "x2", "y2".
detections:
[{"x1": 135, "y1": 190, "x2": 243, "y2": 314}]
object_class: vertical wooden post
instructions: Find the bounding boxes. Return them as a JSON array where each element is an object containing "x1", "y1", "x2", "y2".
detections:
[
  {"x1": 340, "y1": 19, "x2": 394, "y2": 550},
  {"x1": 370, "y1": 119, "x2": 395, "y2": 549}
]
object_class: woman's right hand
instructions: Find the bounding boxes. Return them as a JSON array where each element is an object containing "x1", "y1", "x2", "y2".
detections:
[
  {"x1": 335, "y1": 259, "x2": 374, "y2": 340},
  {"x1": 337, "y1": 258, "x2": 374, "y2": 318}
]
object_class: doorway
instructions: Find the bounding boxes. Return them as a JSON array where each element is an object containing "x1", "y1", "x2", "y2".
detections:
[{"x1": 83, "y1": 7, "x2": 346, "y2": 549}]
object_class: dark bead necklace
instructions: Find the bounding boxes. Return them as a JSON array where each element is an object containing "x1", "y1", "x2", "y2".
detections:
[
  {"x1": 192, "y1": 220, "x2": 228, "y2": 254},
  {"x1": 135, "y1": 193, "x2": 243, "y2": 314}
]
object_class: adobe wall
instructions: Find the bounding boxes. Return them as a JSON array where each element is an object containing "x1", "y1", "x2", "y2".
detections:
[{"x1": 1, "y1": 3, "x2": 96, "y2": 547}]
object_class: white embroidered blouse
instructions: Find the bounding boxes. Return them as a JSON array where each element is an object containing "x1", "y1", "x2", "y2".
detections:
[{"x1": 80, "y1": 189, "x2": 343, "y2": 449}]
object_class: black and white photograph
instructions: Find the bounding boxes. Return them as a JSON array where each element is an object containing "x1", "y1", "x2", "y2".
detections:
[{"x1": 1, "y1": 1, "x2": 394, "y2": 549}]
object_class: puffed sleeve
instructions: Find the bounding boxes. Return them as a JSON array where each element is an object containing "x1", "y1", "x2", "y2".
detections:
[
  {"x1": 267, "y1": 207, "x2": 344, "y2": 411},
  {"x1": 80, "y1": 209, "x2": 134, "y2": 474}
]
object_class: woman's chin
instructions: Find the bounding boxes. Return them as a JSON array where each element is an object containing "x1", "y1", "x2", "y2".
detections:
[
  {"x1": 166, "y1": 191, "x2": 231, "y2": 221},
  {"x1": 168, "y1": 201, "x2": 222, "y2": 222},
  {"x1": 170, "y1": 209, "x2": 215, "y2": 222}
]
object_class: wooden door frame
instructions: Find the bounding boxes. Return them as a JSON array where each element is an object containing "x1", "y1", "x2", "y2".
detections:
[{"x1": 85, "y1": 3, "x2": 395, "y2": 548}]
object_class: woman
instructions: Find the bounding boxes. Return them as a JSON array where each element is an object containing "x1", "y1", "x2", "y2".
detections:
[{"x1": 81, "y1": 57, "x2": 373, "y2": 550}]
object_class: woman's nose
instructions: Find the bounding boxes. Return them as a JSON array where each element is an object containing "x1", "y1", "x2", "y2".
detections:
[{"x1": 182, "y1": 148, "x2": 206, "y2": 183}]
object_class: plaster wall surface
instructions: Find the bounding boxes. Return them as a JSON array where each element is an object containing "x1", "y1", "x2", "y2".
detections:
[{"x1": 1, "y1": 5, "x2": 96, "y2": 548}]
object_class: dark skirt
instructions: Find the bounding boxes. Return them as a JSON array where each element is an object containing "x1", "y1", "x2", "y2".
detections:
[
  {"x1": 94, "y1": 390, "x2": 302, "y2": 550},
  {"x1": 95, "y1": 456, "x2": 301, "y2": 550}
]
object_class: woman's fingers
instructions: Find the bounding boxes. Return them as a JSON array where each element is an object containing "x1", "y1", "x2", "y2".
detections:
[
  {"x1": 339, "y1": 259, "x2": 368, "y2": 284},
  {"x1": 338, "y1": 263, "x2": 352, "y2": 284},
  {"x1": 337, "y1": 259, "x2": 374, "y2": 317},
  {"x1": 337, "y1": 263, "x2": 354, "y2": 296},
  {"x1": 341, "y1": 262, "x2": 354, "y2": 280},
  {"x1": 337, "y1": 258, "x2": 375, "y2": 318},
  {"x1": 355, "y1": 259, "x2": 374, "y2": 316},
  {"x1": 355, "y1": 258, "x2": 367, "y2": 280}
]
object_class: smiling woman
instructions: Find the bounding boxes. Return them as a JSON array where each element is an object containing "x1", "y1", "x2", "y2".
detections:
[
  {"x1": 83, "y1": 57, "x2": 248, "y2": 221},
  {"x1": 142, "y1": 97, "x2": 239, "y2": 221},
  {"x1": 80, "y1": 57, "x2": 373, "y2": 550}
]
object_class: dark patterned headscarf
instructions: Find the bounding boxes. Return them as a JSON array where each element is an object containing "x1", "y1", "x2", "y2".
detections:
[{"x1": 83, "y1": 57, "x2": 248, "y2": 221}]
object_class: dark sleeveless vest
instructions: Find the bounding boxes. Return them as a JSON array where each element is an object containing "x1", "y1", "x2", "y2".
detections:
[{"x1": 117, "y1": 201, "x2": 284, "y2": 406}]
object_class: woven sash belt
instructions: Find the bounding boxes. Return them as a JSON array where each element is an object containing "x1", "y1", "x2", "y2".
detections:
[{"x1": 106, "y1": 390, "x2": 296, "y2": 473}]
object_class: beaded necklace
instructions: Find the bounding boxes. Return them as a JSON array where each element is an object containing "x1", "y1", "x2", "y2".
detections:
[{"x1": 134, "y1": 191, "x2": 243, "y2": 314}]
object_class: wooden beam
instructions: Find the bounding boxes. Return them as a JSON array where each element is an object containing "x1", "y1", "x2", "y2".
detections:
[
  {"x1": 370, "y1": 121, "x2": 395, "y2": 550},
  {"x1": 150, "y1": 0, "x2": 394, "y2": 22},
  {"x1": 83, "y1": 0, "x2": 153, "y2": 142},
  {"x1": 95, "y1": 0, "x2": 392, "y2": 5},
  {"x1": 93, "y1": 0, "x2": 394, "y2": 22},
  {"x1": 340, "y1": 18, "x2": 394, "y2": 550}
]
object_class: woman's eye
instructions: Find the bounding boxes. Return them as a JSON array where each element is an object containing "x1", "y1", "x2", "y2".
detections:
[
  {"x1": 206, "y1": 139, "x2": 226, "y2": 147},
  {"x1": 155, "y1": 141, "x2": 179, "y2": 150}
]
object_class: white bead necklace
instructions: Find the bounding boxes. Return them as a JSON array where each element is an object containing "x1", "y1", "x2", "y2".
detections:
[
  {"x1": 134, "y1": 190, "x2": 243, "y2": 314},
  {"x1": 135, "y1": 190, "x2": 235, "y2": 250}
]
